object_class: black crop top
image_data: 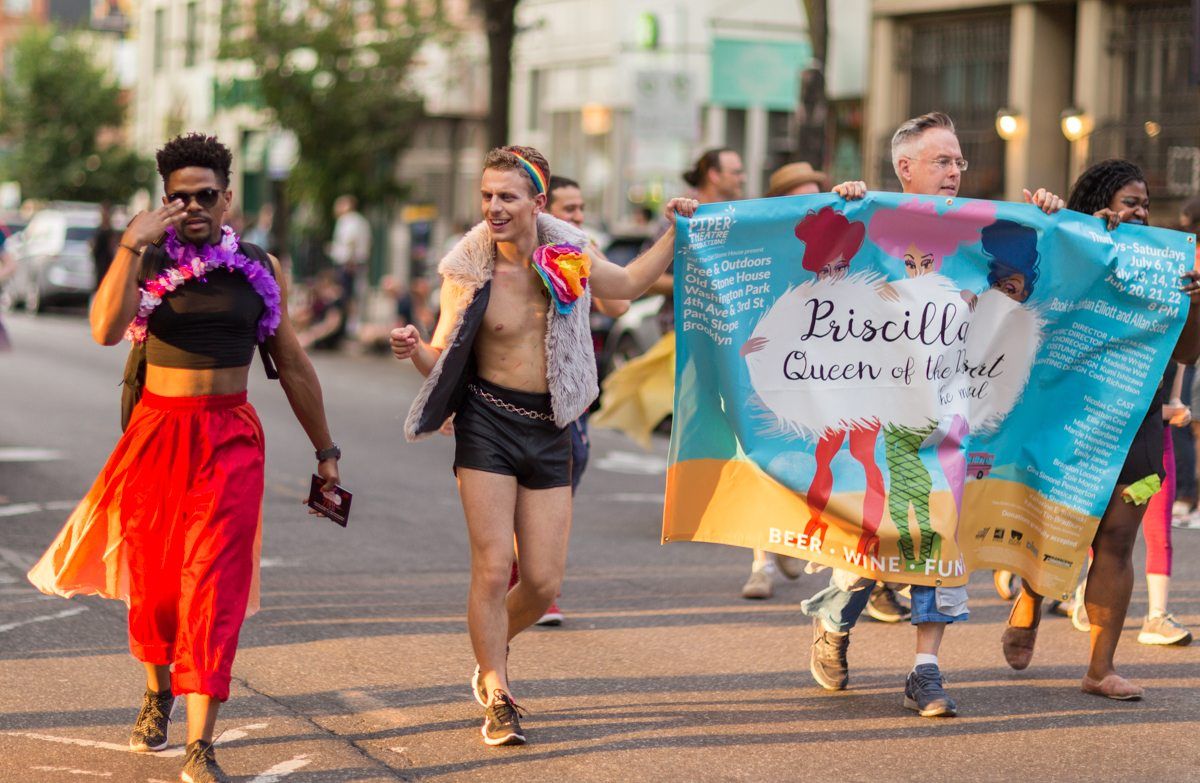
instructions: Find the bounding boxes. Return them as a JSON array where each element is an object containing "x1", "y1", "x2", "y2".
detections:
[{"x1": 146, "y1": 268, "x2": 265, "y2": 369}]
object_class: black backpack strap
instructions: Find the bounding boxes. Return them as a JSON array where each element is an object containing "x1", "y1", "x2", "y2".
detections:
[{"x1": 239, "y1": 241, "x2": 280, "y2": 381}]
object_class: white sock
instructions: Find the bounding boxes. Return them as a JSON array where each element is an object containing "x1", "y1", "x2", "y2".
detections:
[{"x1": 914, "y1": 653, "x2": 938, "y2": 671}]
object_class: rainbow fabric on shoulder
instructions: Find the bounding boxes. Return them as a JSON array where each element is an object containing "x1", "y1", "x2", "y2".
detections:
[{"x1": 532, "y1": 243, "x2": 590, "y2": 314}]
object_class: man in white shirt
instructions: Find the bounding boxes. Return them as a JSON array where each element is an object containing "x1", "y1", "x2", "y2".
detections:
[{"x1": 329, "y1": 194, "x2": 371, "y2": 330}]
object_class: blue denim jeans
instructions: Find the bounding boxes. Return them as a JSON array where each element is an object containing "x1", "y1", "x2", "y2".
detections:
[
  {"x1": 802, "y1": 578, "x2": 968, "y2": 631},
  {"x1": 802, "y1": 574, "x2": 873, "y2": 632},
  {"x1": 909, "y1": 584, "x2": 968, "y2": 624}
]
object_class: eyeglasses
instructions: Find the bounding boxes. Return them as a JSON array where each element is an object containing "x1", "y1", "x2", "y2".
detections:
[
  {"x1": 905, "y1": 156, "x2": 969, "y2": 172},
  {"x1": 167, "y1": 188, "x2": 223, "y2": 208}
]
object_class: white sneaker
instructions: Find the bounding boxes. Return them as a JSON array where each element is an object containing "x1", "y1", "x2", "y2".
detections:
[
  {"x1": 1138, "y1": 613, "x2": 1193, "y2": 645},
  {"x1": 742, "y1": 568, "x2": 774, "y2": 599},
  {"x1": 1071, "y1": 582, "x2": 1090, "y2": 633}
]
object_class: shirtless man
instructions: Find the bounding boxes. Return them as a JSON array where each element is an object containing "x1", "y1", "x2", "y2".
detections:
[{"x1": 391, "y1": 146, "x2": 696, "y2": 746}]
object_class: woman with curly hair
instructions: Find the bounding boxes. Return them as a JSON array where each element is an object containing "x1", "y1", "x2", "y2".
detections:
[{"x1": 1000, "y1": 159, "x2": 1200, "y2": 699}]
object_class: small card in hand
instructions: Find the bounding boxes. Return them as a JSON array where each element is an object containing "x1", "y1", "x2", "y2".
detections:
[{"x1": 307, "y1": 474, "x2": 352, "y2": 527}]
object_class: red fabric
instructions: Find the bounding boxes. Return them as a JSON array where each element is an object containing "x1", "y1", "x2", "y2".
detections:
[
  {"x1": 1143, "y1": 425, "x2": 1174, "y2": 577},
  {"x1": 30, "y1": 390, "x2": 265, "y2": 701}
]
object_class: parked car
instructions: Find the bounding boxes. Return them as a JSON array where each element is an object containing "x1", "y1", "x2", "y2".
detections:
[
  {"x1": 8, "y1": 207, "x2": 99, "y2": 313},
  {"x1": 591, "y1": 233, "x2": 666, "y2": 379}
]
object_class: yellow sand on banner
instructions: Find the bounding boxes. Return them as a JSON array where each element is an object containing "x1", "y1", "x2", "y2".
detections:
[
  {"x1": 664, "y1": 458, "x2": 1097, "y2": 595},
  {"x1": 664, "y1": 457, "x2": 966, "y2": 587},
  {"x1": 592, "y1": 331, "x2": 676, "y2": 449},
  {"x1": 957, "y1": 479, "x2": 1097, "y2": 600}
]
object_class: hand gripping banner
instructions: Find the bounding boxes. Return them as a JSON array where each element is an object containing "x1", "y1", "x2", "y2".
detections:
[{"x1": 662, "y1": 192, "x2": 1196, "y2": 598}]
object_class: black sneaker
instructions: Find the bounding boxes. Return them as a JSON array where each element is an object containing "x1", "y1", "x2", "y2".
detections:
[
  {"x1": 129, "y1": 688, "x2": 175, "y2": 752},
  {"x1": 866, "y1": 585, "x2": 911, "y2": 623},
  {"x1": 481, "y1": 690, "x2": 527, "y2": 746},
  {"x1": 809, "y1": 617, "x2": 850, "y2": 691},
  {"x1": 180, "y1": 739, "x2": 228, "y2": 783},
  {"x1": 903, "y1": 664, "x2": 957, "y2": 717}
]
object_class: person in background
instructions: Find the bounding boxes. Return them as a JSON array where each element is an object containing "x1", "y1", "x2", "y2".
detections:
[
  {"x1": 739, "y1": 162, "x2": 845, "y2": 602},
  {"x1": 509, "y1": 174, "x2": 630, "y2": 627},
  {"x1": 91, "y1": 202, "x2": 120, "y2": 293},
  {"x1": 0, "y1": 229, "x2": 15, "y2": 350},
  {"x1": 243, "y1": 203, "x2": 275, "y2": 255},
  {"x1": 328, "y1": 195, "x2": 371, "y2": 334},
  {"x1": 296, "y1": 269, "x2": 347, "y2": 351}
]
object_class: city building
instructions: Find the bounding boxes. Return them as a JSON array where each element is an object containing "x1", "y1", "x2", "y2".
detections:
[
  {"x1": 509, "y1": 0, "x2": 816, "y2": 227},
  {"x1": 130, "y1": 0, "x2": 488, "y2": 282},
  {"x1": 865, "y1": 0, "x2": 1200, "y2": 213}
]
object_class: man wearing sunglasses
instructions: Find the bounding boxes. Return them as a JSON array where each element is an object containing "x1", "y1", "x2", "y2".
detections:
[
  {"x1": 30, "y1": 133, "x2": 341, "y2": 783},
  {"x1": 801, "y1": 111, "x2": 1064, "y2": 719}
]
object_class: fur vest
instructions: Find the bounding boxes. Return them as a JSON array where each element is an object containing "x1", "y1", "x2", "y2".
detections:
[{"x1": 404, "y1": 214, "x2": 599, "y2": 440}]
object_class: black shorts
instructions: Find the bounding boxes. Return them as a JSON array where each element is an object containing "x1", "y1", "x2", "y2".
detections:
[
  {"x1": 453, "y1": 377, "x2": 572, "y2": 489},
  {"x1": 1118, "y1": 402, "x2": 1165, "y2": 486}
]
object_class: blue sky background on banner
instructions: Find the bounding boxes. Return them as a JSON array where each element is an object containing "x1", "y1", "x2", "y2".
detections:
[{"x1": 670, "y1": 192, "x2": 1191, "y2": 520}]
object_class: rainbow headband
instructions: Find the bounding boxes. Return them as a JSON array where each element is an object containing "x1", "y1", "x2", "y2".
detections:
[{"x1": 511, "y1": 152, "x2": 547, "y2": 195}]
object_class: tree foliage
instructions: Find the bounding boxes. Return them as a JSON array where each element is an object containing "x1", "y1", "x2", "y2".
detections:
[
  {"x1": 481, "y1": 0, "x2": 518, "y2": 150},
  {"x1": 221, "y1": 0, "x2": 444, "y2": 231},
  {"x1": 0, "y1": 25, "x2": 152, "y2": 202}
]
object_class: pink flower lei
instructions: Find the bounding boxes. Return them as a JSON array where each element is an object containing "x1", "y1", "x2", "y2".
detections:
[{"x1": 124, "y1": 225, "x2": 282, "y2": 344}]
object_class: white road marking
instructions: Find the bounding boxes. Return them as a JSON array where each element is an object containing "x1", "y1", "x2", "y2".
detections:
[
  {"x1": 2, "y1": 593, "x2": 56, "y2": 605},
  {"x1": 9, "y1": 722, "x2": 272, "y2": 759},
  {"x1": 594, "y1": 450, "x2": 667, "y2": 475},
  {"x1": 214, "y1": 722, "x2": 269, "y2": 744},
  {"x1": 31, "y1": 766, "x2": 111, "y2": 778},
  {"x1": 5, "y1": 731, "x2": 129, "y2": 752},
  {"x1": 0, "y1": 500, "x2": 76, "y2": 518},
  {"x1": 156, "y1": 721, "x2": 272, "y2": 757},
  {"x1": 609, "y1": 492, "x2": 664, "y2": 504},
  {"x1": 258, "y1": 558, "x2": 292, "y2": 568},
  {"x1": 248, "y1": 755, "x2": 312, "y2": 782},
  {"x1": 0, "y1": 546, "x2": 35, "y2": 570},
  {"x1": 0, "y1": 448, "x2": 64, "y2": 462},
  {"x1": 0, "y1": 606, "x2": 87, "y2": 633}
]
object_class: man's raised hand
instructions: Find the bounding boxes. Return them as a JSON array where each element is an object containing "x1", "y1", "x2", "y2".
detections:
[
  {"x1": 390, "y1": 324, "x2": 420, "y2": 361},
  {"x1": 122, "y1": 199, "x2": 187, "y2": 250}
]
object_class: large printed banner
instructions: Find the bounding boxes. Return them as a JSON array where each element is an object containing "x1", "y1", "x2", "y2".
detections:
[{"x1": 662, "y1": 192, "x2": 1196, "y2": 597}]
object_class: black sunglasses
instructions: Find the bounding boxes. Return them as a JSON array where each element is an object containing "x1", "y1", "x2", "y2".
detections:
[{"x1": 167, "y1": 188, "x2": 223, "y2": 209}]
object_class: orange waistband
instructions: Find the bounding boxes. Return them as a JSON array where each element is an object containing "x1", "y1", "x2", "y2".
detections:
[{"x1": 139, "y1": 390, "x2": 249, "y2": 410}]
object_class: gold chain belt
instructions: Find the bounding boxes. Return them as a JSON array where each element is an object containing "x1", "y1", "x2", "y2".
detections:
[{"x1": 468, "y1": 383, "x2": 555, "y2": 422}]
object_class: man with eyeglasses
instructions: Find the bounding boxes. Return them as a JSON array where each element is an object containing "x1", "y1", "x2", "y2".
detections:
[{"x1": 802, "y1": 111, "x2": 1064, "y2": 718}]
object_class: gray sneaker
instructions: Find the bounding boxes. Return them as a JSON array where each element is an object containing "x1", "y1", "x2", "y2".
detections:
[
  {"x1": 741, "y1": 568, "x2": 774, "y2": 600},
  {"x1": 1138, "y1": 613, "x2": 1193, "y2": 645},
  {"x1": 903, "y1": 664, "x2": 957, "y2": 717},
  {"x1": 866, "y1": 585, "x2": 910, "y2": 623},
  {"x1": 180, "y1": 739, "x2": 228, "y2": 783},
  {"x1": 809, "y1": 617, "x2": 850, "y2": 691},
  {"x1": 128, "y1": 688, "x2": 174, "y2": 752}
]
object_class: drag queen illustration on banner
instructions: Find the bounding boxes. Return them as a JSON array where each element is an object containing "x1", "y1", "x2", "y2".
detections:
[{"x1": 867, "y1": 199, "x2": 996, "y2": 565}]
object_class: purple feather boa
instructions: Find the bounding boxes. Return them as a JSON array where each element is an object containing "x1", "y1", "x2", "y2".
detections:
[{"x1": 125, "y1": 225, "x2": 282, "y2": 344}]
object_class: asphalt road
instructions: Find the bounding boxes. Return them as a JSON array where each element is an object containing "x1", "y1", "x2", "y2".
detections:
[{"x1": 1, "y1": 311, "x2": 1198, "y2": 782}]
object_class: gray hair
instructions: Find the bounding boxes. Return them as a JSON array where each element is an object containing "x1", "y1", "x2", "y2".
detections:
[{"x1": 891, "y1": 112, "x2": 956, "y2": 178}]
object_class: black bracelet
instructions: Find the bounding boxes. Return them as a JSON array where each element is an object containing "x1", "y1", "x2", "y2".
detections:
[{"x1": 315, "y1": 443, "x2": 341, "y2": 461}]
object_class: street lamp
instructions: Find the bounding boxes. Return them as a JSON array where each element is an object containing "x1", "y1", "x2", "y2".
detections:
[
  {"x1": 581, "y1": 103, "x2": 612, "y2": 136},
  {"x1": 995, "y1": 109, "x2": 1022, "y2": 140},
  {"x1": 1060, "y1": 108, "x2": 1093, "y2": 142}
]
